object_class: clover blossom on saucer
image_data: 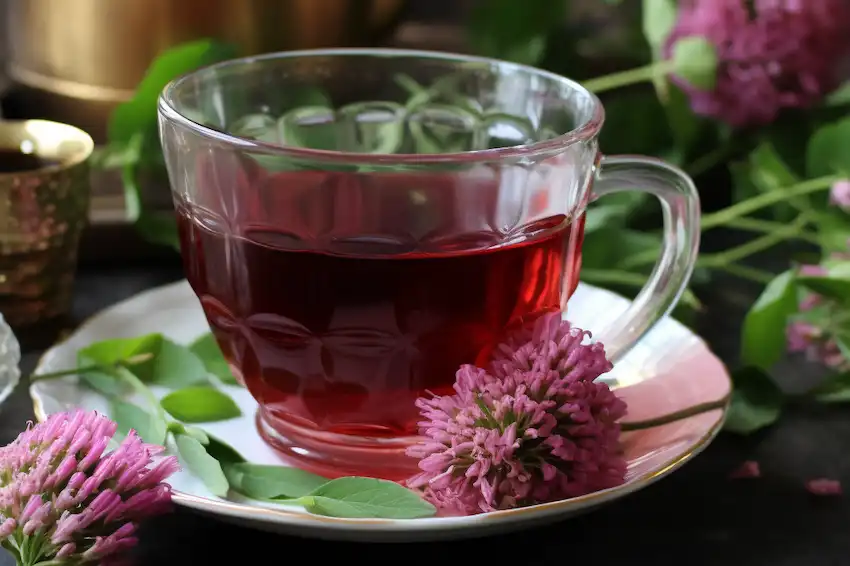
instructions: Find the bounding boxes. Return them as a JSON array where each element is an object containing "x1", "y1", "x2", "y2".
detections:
[
  {"x1": 406, "y1": 312, "x2": 627, "y2": 516},
  {"x1": 665, "y1": 0, "x2": 850, "y2": 127},
  {"x1": 0, "y1": 410, "x2": 179, "y2": 566}
]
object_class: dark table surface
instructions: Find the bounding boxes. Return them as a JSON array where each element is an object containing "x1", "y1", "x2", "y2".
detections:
[{"x1": 3, "y1": 259, "x2": 850, "y2": 566}]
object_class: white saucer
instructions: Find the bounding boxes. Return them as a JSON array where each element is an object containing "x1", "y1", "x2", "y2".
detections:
[{"x1": 29, "y1": 280, "x2": 730, "y2": 541}]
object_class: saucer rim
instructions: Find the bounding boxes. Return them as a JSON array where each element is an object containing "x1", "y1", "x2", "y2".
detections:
[{"x1": 28, "y1": 279, "x2": 731, "y2": 533}]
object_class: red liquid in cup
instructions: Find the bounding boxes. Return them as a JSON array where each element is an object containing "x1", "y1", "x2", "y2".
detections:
[{"x1": 176, "y1": 167, "x2": 585, "y2": 479}]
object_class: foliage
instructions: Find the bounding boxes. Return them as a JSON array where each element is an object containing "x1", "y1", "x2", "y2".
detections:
[
  {"x1": 31, "y1": 334, "x2": 437, "y2": 519},
  {"x1": 93, "y1": 1, "x2": 850, "y2": 438},
  {"x1": 94, "y1": 39, "x2": 239, "y2": 251},
  {"x1": 467, "y1": 0, "x2": 850, "y2": 435}
]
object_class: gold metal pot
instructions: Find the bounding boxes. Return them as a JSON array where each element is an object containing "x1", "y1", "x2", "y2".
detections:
[
  {"x1": 0, "y1": 120, "x2": 94, "y2": 328},
  {"x1": 4, "y1": 0, "x2": 405, "y2": 141}
]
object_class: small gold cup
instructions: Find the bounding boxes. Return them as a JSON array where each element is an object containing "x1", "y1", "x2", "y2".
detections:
[{"x1": 0, "y1": 120, "x2": 94, "y2": 328}]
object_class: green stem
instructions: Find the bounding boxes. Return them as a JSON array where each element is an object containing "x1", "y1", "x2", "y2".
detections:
[
  {"x1": 620, "y1": 397, "x2": 729, "y2": 432},
  {"x1": 29, "y1": 365, "x2": 98, "y2": 382},
  {"x1": 114, "y1": 367, "x2": 167, "y2": 422},
  {"x1": 709, "y1": 263, "x2": 775, "y2": 284},
  {"x1": 725, "y1": 217, "x2": 820, "y2": 245},
  {"x1": 685, "y1": 145, "x2": 733, "y2": 178},
  {"x1": 29, "y1": 354, "x2": 153, "y2": 383},
  {"x1": 621, "y1": 175, "x2": 838, "y2": 270},
  {"x1": 583, "y1": 60, "x2": 676, "y2": 94},
  {"x1": 699, "y1": 212, "x2": 812, "y2": 267},
  {"x1": 293, "y1": 495, "x2": 315, "y2": 509},
  {"x1": 30, "y1": 356, "x2": 166, "y2": 422},
  {"x1": 701, "y1": 175, "x2": 839, "y2": 230}
]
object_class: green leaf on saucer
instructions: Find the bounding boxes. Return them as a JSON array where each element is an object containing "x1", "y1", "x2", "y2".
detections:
[
  {"x1": 160, "y1": 386, "x2": 241, "y2": 423},
  {"x1": 167, "y1": 423, "x2": 211, "y2": 445},
  {"x1": 189, "y1": 333, "x2": 239, "y2": 385},
  {"x1": 740, "y1": 270, "x2": 798, "y2": 371},
  {"x1": 111, "y1": 398, "x2": 167, "y2": 445},
  {"x1": 223, "y1": 463, "x2": 328, "y2": 500},
  {"x1": 148, "y1": 339, "x2": 208, "y2": 389},
  {"x1": 175, "y1": 434, "x2": 229, "y2": 497},
  {"x1": 299, "y1": 477, "x2": 436, "y2": 519},
  {"x1": 724, "y1": 367, "x2": 785, "y2": 435},
  {"x1": 78, "y1": 334, "x2": 162, "y2": 370},
  {"x1": 671, "y1": 37, "x2": 718, "y2": 90},
  {"x1": 812, "y1": 372, "x2": 850, "y2": 403},
  {"x1": 806, "y1": 117, "x2": 850, "y2": 178},
  {"x1": 76, "y1": 362, "x2": 129, "y2": 398},
  {"x1": 77, "y1": 334, "x2": 163, "y2": 395},
  {"x1": 184, "y1": 425, "x2": 210, "y2": 444},
  {"x1": 203, "y1": 433, "x2": 246, "y2": 464}
]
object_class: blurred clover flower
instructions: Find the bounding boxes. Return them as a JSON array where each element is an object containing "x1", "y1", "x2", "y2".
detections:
[{"x1": 665, "y1": 0, "x2": 850, "y2": 127}]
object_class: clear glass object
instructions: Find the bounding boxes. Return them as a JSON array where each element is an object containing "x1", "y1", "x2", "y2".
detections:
[
  {"x1": 0, "y1": 313, "x2": 21, "y2": 407},
  {"x1": 158, "y1": 49, "x2": 700, "y2": 480}
]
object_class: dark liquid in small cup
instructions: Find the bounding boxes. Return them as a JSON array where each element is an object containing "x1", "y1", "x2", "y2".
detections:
[
  {"x1": 176, "y1": 168, "x2": 585, "y2": 477},
  {"x1": 0, "y1": 149, "x2": 57, "y2": 173}
]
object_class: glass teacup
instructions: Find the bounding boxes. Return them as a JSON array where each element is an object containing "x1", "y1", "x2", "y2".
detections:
[{"x1": 158, "y1": 49, "x2": 699, "y2": 480}]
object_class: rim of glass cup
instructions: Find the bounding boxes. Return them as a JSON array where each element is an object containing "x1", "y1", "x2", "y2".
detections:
[{"x1": 158, "y1": 48, "x2": 605, "y2": 165}]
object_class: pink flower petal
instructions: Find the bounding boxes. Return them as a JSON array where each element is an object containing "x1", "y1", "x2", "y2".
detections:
[
  {"x1": 805, "y1": 478, "x2": 842, "y2": 496},
  {"x1": 729, "y1": 460, "x2": 761, "y2": 479},
  {"x1": 0, "y1": 410, "x2": 177, "y2": 562},
  {"x1": 407, "y1": 314, "x2": 627, "y2": 515}
]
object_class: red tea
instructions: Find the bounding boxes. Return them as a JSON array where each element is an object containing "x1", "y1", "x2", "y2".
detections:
[{"x1": 176, "y1": 169, "x2": 585, "y2": 478}]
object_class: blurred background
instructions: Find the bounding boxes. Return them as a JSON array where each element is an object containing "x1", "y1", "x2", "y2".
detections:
[{"x1": 0, "y1": 1, "x2": 650, "y2": 262}]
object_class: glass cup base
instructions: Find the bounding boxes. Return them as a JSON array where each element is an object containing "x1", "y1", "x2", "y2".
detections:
[{"x1": 255, "y1": 409, "x2": 421, "y2": 482}]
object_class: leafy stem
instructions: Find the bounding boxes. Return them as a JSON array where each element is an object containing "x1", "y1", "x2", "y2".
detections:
[
  {"x1": 709, "y1": 263, "x2": 775, "y2": 284},
  {"x1": 583, "y1": 60, "x2": 676, "y2": 94},
  {"x1": 698, "y1": 211, "x2": 814, "y2": 268},
  {"x1": 620, "y1": 396, "x2": 730, "y2": 432},
  {"x1": 29, "y1": 354, "x2": 154, "y2": 383},
  {"x1": 700, "y1": 175, "x2": 840, "y2": 230},
  {"x1": 113, "y1": 366, "x2": 167, "y2": 423},
  {"x1": 620, "y1": 175, "x2": 839, "y2": 270},
  {"x1": 724, "y1": 216, "x2": 821, "y2": 245}
]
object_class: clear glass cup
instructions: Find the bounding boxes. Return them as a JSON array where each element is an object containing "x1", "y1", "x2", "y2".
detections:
[{"x1": 158, "y1": 49, "x2": 700, "y2": 480}]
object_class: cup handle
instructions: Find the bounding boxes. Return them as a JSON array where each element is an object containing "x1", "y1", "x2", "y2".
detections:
[{"x1": 589, "y1": 155, "x2": 701, "y2": 363}]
